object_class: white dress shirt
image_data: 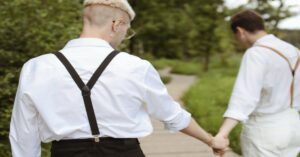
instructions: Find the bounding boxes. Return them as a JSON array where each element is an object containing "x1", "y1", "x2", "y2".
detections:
[
  {"x1": 9, "y1": 38, "x2": 191, "y2": 157},
  {"x1": 224, "y1": 34, "x2": 300, "y2": 122}
]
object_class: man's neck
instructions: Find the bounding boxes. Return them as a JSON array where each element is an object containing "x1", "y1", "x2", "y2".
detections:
[
  {"x1": 80, "y1": 32, "x2": 106, "y2": 40},
  {"x1": 80, "y1": 30, "x2": 117, "y2": 48},
  {"x1": 249, "y1": 31, "x2": 268, "y2": 45},
  {"x1": 80, "y1": 26, "x2": 110, "y2": 40}
]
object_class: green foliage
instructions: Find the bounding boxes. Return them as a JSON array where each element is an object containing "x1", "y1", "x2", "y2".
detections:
[
  {"x1": 41, "y1": 143, "x2": 51, "y2": 157},
  {"x1": 151, "y1": 58, "x2": 178, "y2": 70},
  {"x1": 0, "y1": 0, "x2": 82, "y2": 155},
  {"x1": 161, "y1": 76, "x2": 172, "y2": 84},
  {"x1": 0, "y1": 0, "x2": 82, "y2": 55},
  {"x1": 150, "y1": 58, "x2": 202, "y2": 75},
  {"x1": 128, "y1": 0, "x2": 235, "y2": 68},
  {"x1": 171, "y1": 61, "x2": 202, "y2": 76},
  {"x1": 247, "y1": 0, "x2": 294, "y2": 32},
  {"x1": 279, "y1": 30, "x2": 300, "y2": 48},
  {"x1": 0, "y1": 50, "x2": 24, "y2": 156},
  {"x1": 183, "y1": 54, "x2": 243, "y2": 154}
]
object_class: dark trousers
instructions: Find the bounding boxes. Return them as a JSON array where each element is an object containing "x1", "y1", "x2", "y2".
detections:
[{"x1": 51, "y1": 138, "x2": 145, "y2": 157}]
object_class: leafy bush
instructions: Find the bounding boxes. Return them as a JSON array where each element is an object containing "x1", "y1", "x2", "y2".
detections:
[
  {"x1": 171, "y1": 61, "x2": 202, "y2": 75},
  {"x1": 0, "y1": 0, "x2": 82, "y2": 155},
  {"x1": 150, "y1": 58, "x2": 178, "y2": 70},
  {"x1": 183, "y1": 55, "x2": 243, "y2": 154},
  {"x1": 161, "y1": 76, "x2": 172, "y2": 84}
]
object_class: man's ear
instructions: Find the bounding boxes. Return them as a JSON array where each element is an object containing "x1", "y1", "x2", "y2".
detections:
[
  {"x1": 236, "y1": 26, "x2": 245, "y2": 35},
  {"x1": 111, "y1": 19, "x2": 122, "y2": 33}
]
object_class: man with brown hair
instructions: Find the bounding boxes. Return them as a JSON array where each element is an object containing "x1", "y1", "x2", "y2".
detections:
[
  {"x1": 214, "y1": 10, "x2": 300, "y2": 157},
  {"x1": 9, "y1": 0, "x2": 228, "y2": 157}
]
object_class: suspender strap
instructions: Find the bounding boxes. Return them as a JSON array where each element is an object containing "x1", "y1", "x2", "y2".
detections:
[
  {"x1": 256, "y1": 45, "x2": 300, "y2": 108},
  {"x1": 86, "y1": 51, "x2": 120, "y2": 89},
  {"x1": 54, "y1": 50, "x2": 119, "y2": 142}
]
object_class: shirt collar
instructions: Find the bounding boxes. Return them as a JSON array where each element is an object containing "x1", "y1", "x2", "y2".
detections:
[
  {"x1": 254, "y1": 34, "x2": 275, "y2": 45},
  {"x1": 63, "y1": 38, "x2": 112, "y2": 49}
]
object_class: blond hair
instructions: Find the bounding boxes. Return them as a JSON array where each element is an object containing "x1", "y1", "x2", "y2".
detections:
[{"x1": 84, "y1": 0, "x2": 135, "y2": 21}]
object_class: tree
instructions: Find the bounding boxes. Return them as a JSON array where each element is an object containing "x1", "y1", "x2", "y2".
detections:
[
  {"x1": 0, "y1": 0, "x2": 82, "y2": 155},
  {"x1": 128, "y1": 0, "x2": 230, "y2": 71},
  {"x1": 247, "y1": 0, "x2": 294, "y2": 33}
]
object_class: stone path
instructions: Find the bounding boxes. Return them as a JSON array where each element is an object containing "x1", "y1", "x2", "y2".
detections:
[{"x1": 139, "y1": 68, "x2": 241, "y2": 157}]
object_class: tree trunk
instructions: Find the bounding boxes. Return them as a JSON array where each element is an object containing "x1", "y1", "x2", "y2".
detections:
[{"x1": 203, "y1": 50, "x2": 210, "y2": 72}]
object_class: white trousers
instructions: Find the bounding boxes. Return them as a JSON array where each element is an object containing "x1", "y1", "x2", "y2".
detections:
[{"x1": 241, "y1": 108, "x2": 300, "y2": 157}]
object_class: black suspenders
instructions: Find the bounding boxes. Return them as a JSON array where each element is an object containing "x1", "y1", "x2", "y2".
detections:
[{"x1": 53, "y1": 50, "x2": 119, "y2": 142}]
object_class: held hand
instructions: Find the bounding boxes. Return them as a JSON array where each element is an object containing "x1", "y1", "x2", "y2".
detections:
[
  {"x1": 211, "y1": 133, "x2": 229, "y2": 149},
  {"x1": 210, "y1": 134, "x2": 230, "y2": 156}
]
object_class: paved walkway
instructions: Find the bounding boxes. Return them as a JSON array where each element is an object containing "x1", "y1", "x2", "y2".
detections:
[{"x1": 139, "y1": 68, "x2": 240, "y2": 157}]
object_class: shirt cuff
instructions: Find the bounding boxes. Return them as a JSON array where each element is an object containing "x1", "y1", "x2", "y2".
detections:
[
  {"x1": 223, "y1": 109, "x2": 248, "y2": 123},
  {"x1": 163, "y1": 109, "x2": 192, "y2": 133}
]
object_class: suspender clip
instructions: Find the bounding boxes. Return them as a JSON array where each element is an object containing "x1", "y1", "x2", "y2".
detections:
[
  {"x1": 82, "y1": 85, "x2": 91, "y2": 96},
  {"x1": 94, "y1": 135, "x2": 100, "y2": 143}
]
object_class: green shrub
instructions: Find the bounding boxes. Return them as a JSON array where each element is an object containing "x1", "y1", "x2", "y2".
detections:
[
  {"x1": 183, "y1": 55, "x2": 243, "y2": 154},
  {"x1": 161, "y1": 76, "x2": 172, "y2": 84},
  {"x1": 150, "y1": 58, "x2": 178, "y2": 70},
  {"x1": 150, "y1": 58, "x2": 203, "y2": 76},
  {"x1": 171, "y1": 61, "x2": 202, "y2": 76}
]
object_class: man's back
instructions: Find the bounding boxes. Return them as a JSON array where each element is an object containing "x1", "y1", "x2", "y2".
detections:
[
  {"x1": 225, "y1": 34, "x2": 300, "y2": 121},
  {"x1": 10, "y1": 38, "x2": 191, "y2": 157},
  {"x1": 252, "y1": 35, "x2": 300, "y2": 112},
  {"x1": 24, "y1": 38, "x2": 154, "y2": 141}
]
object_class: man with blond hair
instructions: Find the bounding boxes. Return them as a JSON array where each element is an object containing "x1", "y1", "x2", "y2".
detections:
[{"x1": 9, "y1": 0, "x2": 228, "y2": 157}]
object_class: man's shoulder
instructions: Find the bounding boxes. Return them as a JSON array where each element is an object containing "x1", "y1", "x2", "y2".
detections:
[
  {"x1": 243, "y1": 46, "x2": 271, "y2": 63},
  {"x1": 21, "y1": 53, "x2": 57, "y2": 74},
  {"x1": 117, "y1": 51, "x2": 151, "y2": 69},
  {"x1": 24, "y1": 53, "x2": 56, "y2": 67}
]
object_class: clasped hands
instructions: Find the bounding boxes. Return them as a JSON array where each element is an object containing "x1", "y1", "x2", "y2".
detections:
[{"x1": 207, "y1": 133, "x2": 230, "y2": 157}]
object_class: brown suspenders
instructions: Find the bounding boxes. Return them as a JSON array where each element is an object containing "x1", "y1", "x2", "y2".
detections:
[{"x1": 256, "y1": 45, "x2": 300, "y2": 108}]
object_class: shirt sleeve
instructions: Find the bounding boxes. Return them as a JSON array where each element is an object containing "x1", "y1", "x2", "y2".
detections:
[
  {"x1": 142, "y1": 63, "x2": 191, "y2": 132},
  {"x1": 224, "y1": 48, "x2": 267, "y2": 122},
  {"x1": 9, "y1": 62, "x2": 41, "y2": 157}
]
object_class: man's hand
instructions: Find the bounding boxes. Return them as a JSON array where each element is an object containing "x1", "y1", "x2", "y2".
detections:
[
  {"x1": 211, "y1": 133, "x2": 230, "y2": 156},
  {"x1": 179, "y1": 118, "x2": 231, "y2": 156},
  {"x1": 210, "y1": 117, "x2": 239, "y2": 156}
]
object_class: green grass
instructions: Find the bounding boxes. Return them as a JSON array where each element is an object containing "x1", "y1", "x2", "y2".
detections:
[
  {"x1": 150, "y1": 58, "x2": 178, "y2": 70},
  {"x1": 171, "y1": 61, "x2": 202, "y2": 75},
  {"x1": 150, "y1": 58, "x2": 202, "y2": 75},
  {"x1": 183, "y1": 54, "x2": 243, "y2": 154}
]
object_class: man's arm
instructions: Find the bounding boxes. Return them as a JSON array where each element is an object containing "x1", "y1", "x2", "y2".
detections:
[
  {"x1": 181, "y1": 118, "x2": 229, "y2": 157},
  {"x1": 9, "y1": 62, "x2": 41, "y2": 157},
  {"x1": 181, "y1": 118, "x2": 229, "y2": 149},
  {"x1": 213, "y1": 49, "x2": 267, "y2": 155},
  {"x1": 213, "y1": 118, "x2": 239, "y2": 148},
  {"x1": 142, "y1": 63, "x2": 229, "y2": 151},
  {"x1": 212, "y1": 118, "x2": 239, "y2": 156},
  {"x1": 217, "y1": 118, "x2": 239, "y2": 138},
  {"x1": 180, "y1": 118, "x2": 213, "y2": 146}
]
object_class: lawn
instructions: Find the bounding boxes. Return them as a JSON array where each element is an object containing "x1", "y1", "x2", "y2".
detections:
[{"x1": 150, "y1": 58, "x2": 202, "y2": 76}]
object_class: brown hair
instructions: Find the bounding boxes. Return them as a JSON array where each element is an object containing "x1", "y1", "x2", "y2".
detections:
[{"x1": 230, "y1": 10, "x2": 265, "y2": 33}]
